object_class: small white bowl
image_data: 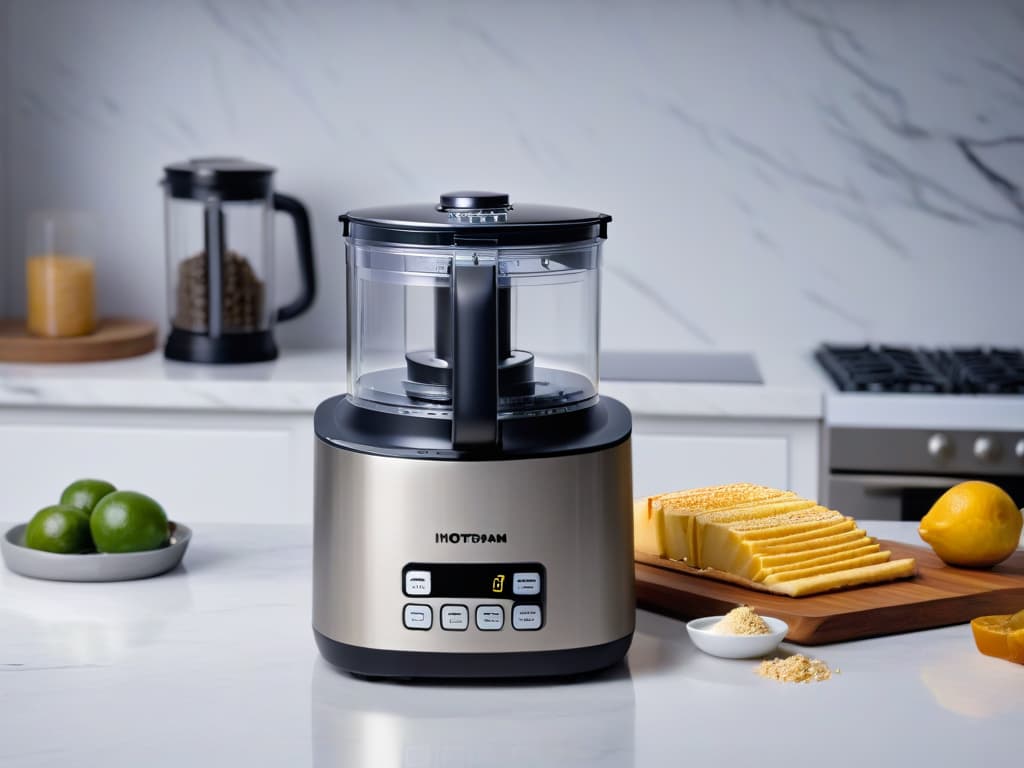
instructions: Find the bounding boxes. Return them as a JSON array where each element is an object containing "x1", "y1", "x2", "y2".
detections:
[{"x1": 686, "y1": 615, "x2": 789, "y2": 659}]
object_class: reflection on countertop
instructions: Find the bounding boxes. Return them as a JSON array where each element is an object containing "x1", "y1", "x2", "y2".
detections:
[
  {"x1": 311, "y1": 659, "x2": 636, "y2": 768},
  {"x1": 1, "y1": 522, "x2": 1021, "y2": 767}
]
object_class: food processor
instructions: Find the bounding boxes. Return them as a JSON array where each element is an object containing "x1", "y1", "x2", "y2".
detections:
[
  {"x1": 162, "y1": 157, "x2": 316, "y2": 363},
  {"x1": 313, "y1": 191, "x2": 634, "y2": 678}
]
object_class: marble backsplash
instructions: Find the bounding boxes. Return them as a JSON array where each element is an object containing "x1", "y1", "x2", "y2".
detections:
[{"x1": 0, "y1": 0, "x2": 1021, "y2": 352}]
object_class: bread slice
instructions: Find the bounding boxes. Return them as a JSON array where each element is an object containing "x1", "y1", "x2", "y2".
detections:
[
  {"x1": 770, "y1": 558, "x2": 918, "y2": 597},
  {"x1": 655, "y1": 483, "x2": 785, "y2": 510},
  {"x1": 699, "y1": 513, "x2": 851, "y2": 574},
  {"x1": 739, "y1": 537, "x2": 876, "y2": 579},
  {"x1": 724, "y1": 514, "x2": 853, "y2": 540},
  {"x1": 754, "y1": 542, "x2": 882, "y2": 580},
  {"x1": 692, "y1": 499, "x2": 820, "y2": 564},
  {"x1": 754, "y1": 528, "x2": 869, "y2": 555},
  {"x1": 762, "y1": 550, "x2": 893, "y2": 584},
  {"x1": 633, "y1": 497, "x2": 665, "y2": 557},
  {"x1": 660, "y1": 487, "x2": 810, "y2": 563},
  {"x1": 742, "y1": 518, "x2": 856, "y2": 547}
]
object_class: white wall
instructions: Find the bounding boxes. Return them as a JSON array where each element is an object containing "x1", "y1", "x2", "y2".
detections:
[{"x1": 1, "y1": 0, "x2": 1022, "y2": 352}]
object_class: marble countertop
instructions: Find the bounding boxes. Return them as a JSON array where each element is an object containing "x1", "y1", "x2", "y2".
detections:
[
  {"x1": 1, "y1": 521, "x2": 1020, "y2": 767},
  {"x1": 0, "y1": 348, "x2": 826, "y2": 419}
]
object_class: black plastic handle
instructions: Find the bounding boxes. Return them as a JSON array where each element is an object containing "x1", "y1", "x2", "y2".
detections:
[
  {"x1": 451, "y1": 261, "x2": 499, "y2": 449},
  {"x1": 273, "y1": 192, "x2": 316, "y2": 322}
]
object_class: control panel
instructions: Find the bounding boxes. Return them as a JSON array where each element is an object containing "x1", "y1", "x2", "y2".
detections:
[{"x1": 401, "y1": 562, "x2": 546, "y2": 633}]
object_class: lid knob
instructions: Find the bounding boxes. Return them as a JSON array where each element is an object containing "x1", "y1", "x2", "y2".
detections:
[{"x1": 439, "y1": 191, "x2": 510, "y2": 210}]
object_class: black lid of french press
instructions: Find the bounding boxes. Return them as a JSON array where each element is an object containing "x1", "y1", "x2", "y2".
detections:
[{"x1": 163, "y1": 157, "x2": 275, "y2": 201}]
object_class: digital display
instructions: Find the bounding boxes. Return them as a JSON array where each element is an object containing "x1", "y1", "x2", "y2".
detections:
[{"x1": 403, "y1": 562, "x2": 545, "y2": 601}]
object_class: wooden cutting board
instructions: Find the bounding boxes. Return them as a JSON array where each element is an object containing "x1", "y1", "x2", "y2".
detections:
[
  {"x1": 636, "y1": 540, "x2": 1024, "y2": 645},
  {"x1": 0, "y1": 318, "x2": 157, "y2": 363}
]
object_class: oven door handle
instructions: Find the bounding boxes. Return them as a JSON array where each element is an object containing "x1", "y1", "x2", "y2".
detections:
[{"x1": 838, "y1": 473, "x2": 970, "y2": 496}]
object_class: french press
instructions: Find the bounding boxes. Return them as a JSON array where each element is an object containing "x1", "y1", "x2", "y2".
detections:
[{"x1": 162, "y1": 158, "x2": 316, "y2": 363}]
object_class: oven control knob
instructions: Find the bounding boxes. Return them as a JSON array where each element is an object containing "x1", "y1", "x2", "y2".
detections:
[
  {"x1": 973, "y1": 436, "x2": 1000, "y2": 462},
  {"x1": 927, "y1": 433, "x2": 951, "y2": 460},
  {"x1": 1015, "y1": 438, "x2": 1024, "y2": 462}
]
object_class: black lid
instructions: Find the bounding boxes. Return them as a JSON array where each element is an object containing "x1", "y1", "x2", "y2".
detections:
[
  {"x1": 340, "y1": 190, "x2": 611, "y2": 246},
  {"x1": 163, "y1": 157, "x2": 275, "y2": 201}
]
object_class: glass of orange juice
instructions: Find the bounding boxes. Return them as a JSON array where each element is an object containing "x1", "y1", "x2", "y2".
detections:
[{"x1": 26, "y1": 211, "x2": 97, "y2": 338}]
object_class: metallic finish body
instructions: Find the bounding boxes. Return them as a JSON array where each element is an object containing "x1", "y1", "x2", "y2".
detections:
[{"x1": 313, "y1": 438, "x2": 634, "y2": 656}]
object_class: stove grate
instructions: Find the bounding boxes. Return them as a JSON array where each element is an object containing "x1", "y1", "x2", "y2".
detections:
[
  {"x1": 815, "y1": 345, "x2": 949, "y2": 393},
  {"x1": 816, "y1": 344, "x2": 1024, "y2": 394},
  {"x1": 929, "y1": 348, "x2": 1024, "y2": 394}
]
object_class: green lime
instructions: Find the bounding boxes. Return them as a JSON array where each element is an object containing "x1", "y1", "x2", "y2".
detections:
[
  {"x1": 90, "y1": 491, "x2": 169, "y2": 553},
  {"x1": 59, "y1": 478, "x2": 117, "y2": 517},
  {"x1": 24, "y1": 505, "x2": 94, "y2": 554}
]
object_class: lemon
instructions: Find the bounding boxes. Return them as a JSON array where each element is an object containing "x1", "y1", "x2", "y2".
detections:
[
  {"x1": 919, "y1": 481, "x2": 1022, "y2": 568},
  {"x1": 59, "y1": 478, "x2": 116, "y2": 517},
  {"x1": 90, "y1": 491, "x2": 169, "y2": 553},
  {"x1": 24, "y1": 505, "x2": 94, "y2": 554}
]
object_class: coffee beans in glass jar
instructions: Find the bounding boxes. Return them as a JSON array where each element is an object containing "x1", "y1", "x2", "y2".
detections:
[{"x1": 174, "y1": 250, "x2": 266, "y2": 333}]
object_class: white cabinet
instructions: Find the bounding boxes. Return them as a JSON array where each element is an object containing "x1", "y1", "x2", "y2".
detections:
[
  {"x1": 0, "y1": 393, "x2": 822, "y2": 524},
  {"x1": 0, "y1": 409, "x2": 312, "y2": 525},
  {"x1": 630, "y1": 415, "x2": 820, "y2": 500}
]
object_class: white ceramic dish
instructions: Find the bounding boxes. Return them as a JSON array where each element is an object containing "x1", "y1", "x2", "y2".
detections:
[
  {"x1": 1, "y1": 521, "x2": 191, "y2": 582},
  {"x1": 686, "y1": 615, "x2": 789, "y2": 659}
]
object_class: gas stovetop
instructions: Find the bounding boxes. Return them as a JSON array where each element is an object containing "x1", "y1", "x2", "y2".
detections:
[{"x1": 816, "y1": 345, "x2": 1024, "y2": 394}]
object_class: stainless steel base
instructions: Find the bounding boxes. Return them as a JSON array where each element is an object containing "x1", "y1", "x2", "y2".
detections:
[{"x1": 313, "y1": 437, "x2": 635, "y2": 676}]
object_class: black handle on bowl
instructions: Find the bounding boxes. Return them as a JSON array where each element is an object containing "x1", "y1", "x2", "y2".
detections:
[
  {"x1": 273, "y1": 192, "x2": 316, "y2": 322},
  {"x1": 451, "y1": 260, "x2": 499, "y2": 450}
]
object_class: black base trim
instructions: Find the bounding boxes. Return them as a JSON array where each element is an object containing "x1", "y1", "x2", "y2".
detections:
[
  {"x1": 314, "y1": 629, "x2": 633, "y2": 680},
  {"x1": 315, "y1": 395, "x2": 631, "y2": 461},
  {"x1": 164, "y1": 328, "x2": 278, "y2": 364}
]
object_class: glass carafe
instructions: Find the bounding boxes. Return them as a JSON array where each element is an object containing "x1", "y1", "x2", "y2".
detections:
[{"x1": 162, "y1": 158, "x2": 315, "y2": 363}]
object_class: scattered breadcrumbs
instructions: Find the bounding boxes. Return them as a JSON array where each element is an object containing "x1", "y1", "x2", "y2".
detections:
[
  {"x1": 758, "y1": 654, "x2": 833, "y2": 683},
  {"x1": 711, "y1": 605, "x2": 771, "y2": 636}
]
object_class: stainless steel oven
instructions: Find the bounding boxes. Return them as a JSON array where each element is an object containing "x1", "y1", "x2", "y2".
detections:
[{"x1": 826, "y1": 427, "x2": 1024, "y2": 521}]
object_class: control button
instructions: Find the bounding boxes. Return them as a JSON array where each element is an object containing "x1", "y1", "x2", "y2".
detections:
[
  {"x1": 974, "y1": 436, "x2": 1000, "y2": 463},
  {"x1": 512, "y1": 572, "x2": 541, "y2": 595},
  {"x1": 927, "y1": 433, "x2": 951, "y2": 460},
  {"x1": 403, "y1": 604, "x2": 432, "y2": 630},
  {"x1": 475, "y1": 605, "x2": 504, "y2": 631},
  {"x1": 512, "y1": 604, "x2": 543, "y2": 631},
  {"x1": 1015, "y1": 438, "x2": 1024, "y2": 462},
  {"x1": 404, "y1": 570, "x2": 431, "y2": 596},
  {"x1": 441, "y1": 604, "x2": 469, "y2": 631}
]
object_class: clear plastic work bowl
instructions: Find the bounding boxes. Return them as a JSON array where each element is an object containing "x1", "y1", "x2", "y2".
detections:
[{"x1": 346, "y1": 238, "x2": 602, "y2": 420}]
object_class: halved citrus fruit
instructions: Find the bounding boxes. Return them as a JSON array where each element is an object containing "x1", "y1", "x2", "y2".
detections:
[{"x1": 971, "y1": 613, "x2": 1024, "y2": 664}]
